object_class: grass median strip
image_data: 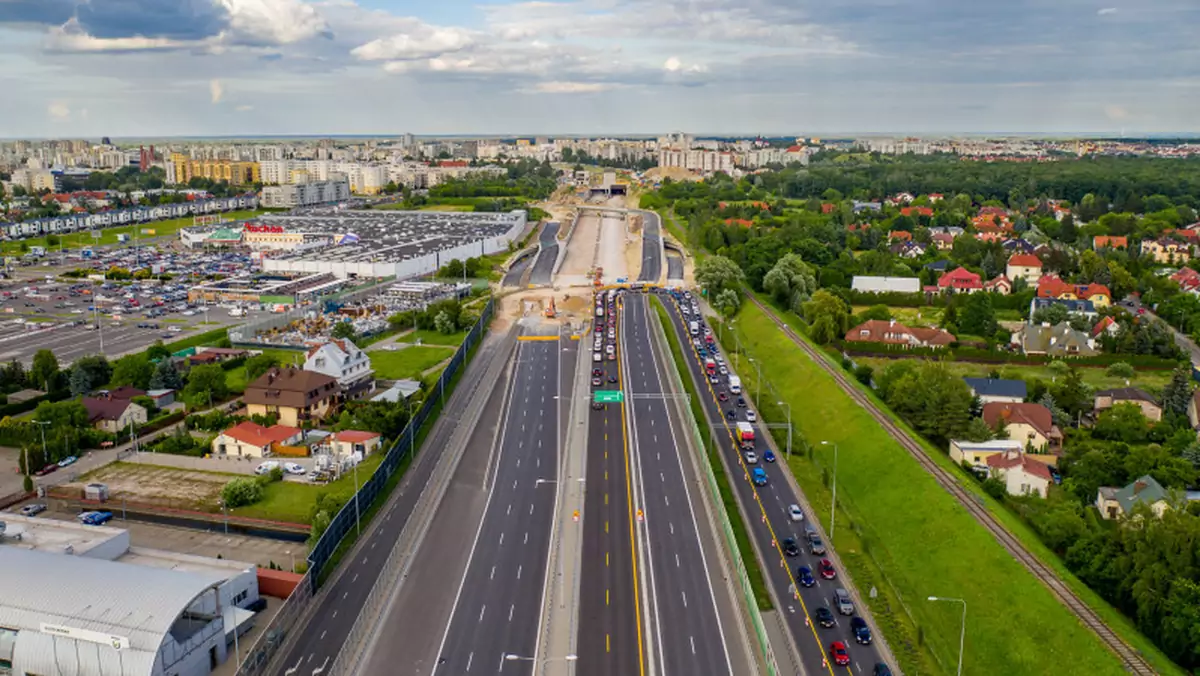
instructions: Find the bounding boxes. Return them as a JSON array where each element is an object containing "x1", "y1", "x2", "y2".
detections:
[
  {"x1": 653, "y1": 297, "x2": 773, "y2": 611},
  {"x1": 724, "y1": 298, "x2": 1139, "y2": 676}
]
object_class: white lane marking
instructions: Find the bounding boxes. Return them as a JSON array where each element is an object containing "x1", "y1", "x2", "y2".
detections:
[
  {"x1": 490, "y1": 566, "x2": 496, "y2": 580},
  {"x1": 478, "y1": 605, "x2": 486, "y2": 623},
  {"x1": 507, "y1": 504, "x2": 512, "y2": 515},
  {"x1": 499, "y1": 532, "x2": 505, "y2": 545},
  {"x1": 509, "y1": 604, "x2": 515, "y2": 622},
  {"x1": 682, "y1": 591, "x2": 688, "y2": 608},
  {"x1": 665, "y1": 495, "x2": 670, "y2": 506},
  {"x1": 466, "y1": 651, "x2": 474, "y2": 672},
  {"x1": 669, "y1": 522, "x2": 674, "y2": 535},
  {"x1": 523, "y1": 531, "x2": 529, "y2": 544},
  {"x1": 320, "y1": 630, "x2": 327, "y2": 640},
  {"x1": 352, "y1": 573, "x2": 358, "y2": 583},
  {"x1": 513, "y1": 479, "x2": 518, "y2": 490},
  {"x1": 675, "y1": 554, "x2": 681, "y2": 567},
  {"x1": 517, "y1": 564, "x2": 523, "y2": 579},
  {"x1": 529, "y1": 503, "x2": 534, "y2": 515}
]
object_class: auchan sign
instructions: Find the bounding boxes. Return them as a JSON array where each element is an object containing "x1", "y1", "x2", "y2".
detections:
[{"x1": 244, "y1": 224, "x2": 285, "y2": 234}]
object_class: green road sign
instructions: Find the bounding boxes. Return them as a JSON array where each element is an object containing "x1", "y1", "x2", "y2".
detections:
[{"x1": 593, "y1": 390, "x2": 624, "y2": 403}]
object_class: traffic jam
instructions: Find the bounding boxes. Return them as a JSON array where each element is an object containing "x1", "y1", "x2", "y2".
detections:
[
  {"x1": 660, "y1": 287, "x2": 887, "y2": 676},
  {"x1": 591, "y1": 288, "x2": 620, "y2": 409}
]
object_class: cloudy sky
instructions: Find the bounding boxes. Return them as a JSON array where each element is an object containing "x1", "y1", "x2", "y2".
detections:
[{"x1": 1, "y1": 0, "x2": 1198, "y2": 138}]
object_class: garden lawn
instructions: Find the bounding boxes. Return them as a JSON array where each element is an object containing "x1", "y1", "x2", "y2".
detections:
[
  {"x1": 370, "y1": 346, "x2": 455, "y2": 380},
  {"x1": 235, "y1": 453, "x2": 385, "y2": 524},
  {"x1": 2, "y1": 209, "x2": 266, "y2": 253},
  {"x1": 398, "y1": 329, "x2": 469, "y2": 346},
  {"x1": 853, "y1": 357, "x2": 1174, "y2": 394},
  {"x1": 850, "y1": 305, "x2": 943, "y2": 327},
  {"x1": 730, "y1": 299, "x2": 1135, "y2": 676}
]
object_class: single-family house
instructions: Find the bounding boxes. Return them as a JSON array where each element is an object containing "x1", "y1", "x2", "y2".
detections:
[
  {"x1": 1002, "y1": 238, "x2": 1035, "y2": 254},
  {"x1": 304, "y1": 338, "x2": 375, "y2": 400},
  {"x1": 931, "y1": 232, "x2": 955, "y2": 250},
  {"x1": 330, "y1": 430, "x2": 384, "y2": 458},
  {"x1": 1188, "y1": 389, "x2": 1200, "y2": 430},
  {"x1": 949, "y1": 439, "x2": 1023, "y2": 469},
  {"x1": 850, "y1": 276, "x2": 922, "y2": 294},
  {"x1": 1096, "y1": 475, "x2": 1172, "y2": 520},
  {"x1": 1005, "y1": 253, "x2": 1043, "y2": 284},
  {"x1": 146, "y1": 389, "x2": 176, "y2": 408},
  {"x1": 1094, "y1": 236, "x2": 1128, "y2": 250},
  {"x1": 986, "y1": 450, "x2": 1053, "y2": 497},
  {"x1": 937, "y1": 267, "x2": 983, "y2": 294},
  {"x1": 888, "y1": 230, "x2": 912, "y2": 242},
  {"x1": 852, "y1": 201, "x2": 882, "y2": 213},
  {"x1": 963, "y1": 377, "x2": 1026, "y2": 404},
  {"x1": 189, "y1": 347, "x2": 249, "y2": 365},
  {"x1": 212, "y1": 421, "x2": 303, "y2": 458},
  {"x1": 244, "y1": 367, "x2": 341, "y2": 427},
  {"x1": 928, "y1": 193, "x2": 944, "y2": 202},
  {"x1": 1170, "y1": 267, "x2": 1200, "y2": 293},
  {"x1": 105, "y1": 386, "x2": 147, "y2": 401},
  {"x1": 1037, "y1": 275, "x2": 1111, "y2": 307},
  {"x1": 1028, "y1": 297, "x2": 1097, "y2": 319},
  {"x1": 82, "y1": 397, "x2": 148, "y2": 434},
  {"x1": 924, "y1": 260, "x2": 952, "y2": 273},
  {"x1": 1141, "y1": 237, "x2": 1192, "y2": 264},
  {"x1": 1094, "y1": 387, "x2": 1162, "y2": 422},
  {"x1": 982, "y1": 402, "x2": 1063, "y2": 452},
  {"x1": 900, "y1": 206, "x2": 933, "y2": 218},
  {"x1": 1012, "y1": 322, "x2": 1098, "y2": 357},
  {"x1": 844, "y1": 319, "x2": 955, "y2": 349},
  {"x1": 984, "y1": 275, "x2": 1012, "y2": 295},
  {"x1": 1092, "y1": 316, "x2": 1120, "y2": 338}
]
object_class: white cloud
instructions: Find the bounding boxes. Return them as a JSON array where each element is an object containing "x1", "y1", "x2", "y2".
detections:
[
  {"x1": 47, "y1": 101, "x2": 70, "y2": 119},
  {"x1": 1097, "y1": 7, "x2": 1118, "y2": 15},
  {"x1": 663, "y1": 56, "x2": 681, "y2": 72},
  {"x1": 352, "y1": 25, "x2": 475, "y2": 61},
  {"x1": 210, "y1": 78, "x2": 224, "y2": 104},
  {"x1": 220, "y1": 0, "x2": 333, "y2": 45},
  {"x1": 526, "y1": 81, "x2": 613, "y2": 93}
]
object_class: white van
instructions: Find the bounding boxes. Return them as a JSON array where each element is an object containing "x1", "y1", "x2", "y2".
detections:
[
  {"x1": 689, "y1": 321, "x2": 699, "y2": 336},
  {"x1": 255, "y1": 461, "x2": 280, "y2": 475}
]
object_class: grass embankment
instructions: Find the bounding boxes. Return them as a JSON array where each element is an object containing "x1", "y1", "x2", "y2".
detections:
[
  {"x1": 853, "y1": 356, "x2": 1174, "y2": 393},
  {"x1": 2, "y1": 209, "x2": 266, "y2": 253},
  {"x1": 724, "y1": 298, "x2": 1173, "y2": 676},
  {"x1": 652, "y1": 298, "x2": 773, "y2": 611},
  {"x1": 370, "y1": 346, "x2": 455, "y2": 380},
  {"x1": 399, "y1": 329, "x2": 469, "y2": 346}
]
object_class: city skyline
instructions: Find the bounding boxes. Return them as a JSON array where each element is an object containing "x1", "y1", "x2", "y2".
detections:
[{"x1": 1, "y1": 0, "x2": 1199, "y2": 137}]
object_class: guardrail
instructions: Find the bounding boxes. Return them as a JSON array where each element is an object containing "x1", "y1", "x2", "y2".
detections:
[
  {"x1": 648, "y1": 298, "x2": 778, "y2": 676},
  {"x1": 235, "y1": 297, "x2": 495, "y2": 676}
]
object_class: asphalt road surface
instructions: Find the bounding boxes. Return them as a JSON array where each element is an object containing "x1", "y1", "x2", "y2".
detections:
[
  {"x1": 658, "y1": 290, "x2": 890, "y2": 676},
  {"x1": 620, "y1": 293, "x2": 733, "y2": 675},
  {"x1": 578, "y1": 293, "x2": 644, "y2": 676},
  {"x1": 665, "y1": 250, "x2": 683, "y2": 282},
  {"x1": 529, "y1": 222, "x2": 561, "y2": 286},
  {"x1": 637, "y1": 211, "x2": 662, "y2": 283},
  {"x1": 432, "y1": 328, "x2": 566, "y2": 675},
  {"x1": 503, "y1": 251, "x2": 536, "y2": 287},
  {"x1": 273, "y1": 333, "x2": 506, "y2": 676}
]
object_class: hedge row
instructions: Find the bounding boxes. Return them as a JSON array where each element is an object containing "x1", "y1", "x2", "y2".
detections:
[{"x1": 837, "y1": 340, "x2": 1182, "y2": 369}]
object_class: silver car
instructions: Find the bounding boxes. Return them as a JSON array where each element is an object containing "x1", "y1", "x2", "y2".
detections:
[{"x1": 835, "y1": 588, "x2": 855, "y2": 615}]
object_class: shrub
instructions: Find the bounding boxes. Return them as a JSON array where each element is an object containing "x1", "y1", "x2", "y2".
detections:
[
  {"x1": 982, "y1": 477, "x2": 1008, "y2": 501},
  {"x1": 220, "y1": 477, "x2": 263, "y2": 508}
]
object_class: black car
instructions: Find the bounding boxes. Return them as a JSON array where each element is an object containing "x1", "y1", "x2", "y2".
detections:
[
  {"x1": 591, "y1": 401, "x2": 605, "y2": 410},
  {"x1": 592, "y1": 368, "x2": 603, "y2": 377},
  {"x1": 781, "y1": 537, "x2": 800, "y2": 557},
  {"x1": 736, "y1": 396, "x2": 747, "y2": 408},
  {"x1": 814, "y1": 606, "x2": 836, "y2": 628},
  {"x1": 725, "y1": 409, "x2": 735, "y2": 420},
  {"x1": 851, "y1": 617, "x2": 872, "y2": 645},
  {"x1": 608, "y1": 375, "x2": 618, "y2": 383},
  {"x1": 873, "y1": 664, "x2": 892, "y2": 676}
]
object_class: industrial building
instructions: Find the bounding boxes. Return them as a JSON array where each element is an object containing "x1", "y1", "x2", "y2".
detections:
[
  {"x1": 0, "y1": 514, "x2": 260, "y2": 676},
  {"x1": 384, "y1": 280, "x2": 472, "y2": 310},
  {"x1": 188, "y1": 272, "x2": 345, "y2": 305},
  {"x1": 259, "y1": 210, "x2": 526, "y2": 280}
]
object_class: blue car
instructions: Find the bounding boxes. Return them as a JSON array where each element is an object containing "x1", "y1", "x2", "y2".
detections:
[
  {"x1": 763, "y1": 449, "x2": 776, "y2": 463},
  {"x1": 752, "y1": 468, "x2": 768, "y2": 486},
  {"x1": 77, "y1": 511, "x2": 113, "y2": 526},
  {"x1": 797, "y1": 565, "x2": 816, "y2": 588}
]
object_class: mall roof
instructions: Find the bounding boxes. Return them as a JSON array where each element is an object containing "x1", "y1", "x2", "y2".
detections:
[{"x1": 0, "y1": 546, "x2": 227, "y2": 653}]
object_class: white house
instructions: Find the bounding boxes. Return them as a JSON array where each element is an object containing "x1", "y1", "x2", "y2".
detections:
[
  {"x1": 986, "y1": 450, "x2": 1053, "y2": 497},
  {"x1": 304, "y1": 338, "x2": 375, "y2": 399}
]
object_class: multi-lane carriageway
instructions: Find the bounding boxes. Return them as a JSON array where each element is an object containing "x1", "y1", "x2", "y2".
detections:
[{"x1": 658, "y1": 288, "x2": 894, "y2": 676}]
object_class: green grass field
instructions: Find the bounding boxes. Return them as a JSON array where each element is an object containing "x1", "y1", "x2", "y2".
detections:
[
  {"x1": 370, "y1": 346, "x2": 455, "y2": 379},
  {"x1": 851, "y1": 305, "x2": 943, "y2": 327},
  {"x1": 853, "y1": 356, "x2": 1175, "y2": 394},
  {"x1": 399, "y1": 329, "x2": 469, "y2": 346},
  {"x1": 1, "y1": 209, "x2": 266, "y2": 253},
  {"x1": 235, "y1": 453, "x2": 385, "y2": 524},
  {"x1": 726, "y1": 299, "x2": 1142, "y2": 676}
]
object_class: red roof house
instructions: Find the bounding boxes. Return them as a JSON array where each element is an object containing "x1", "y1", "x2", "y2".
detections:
[{"x1": 937, "y1": 267, "x2": 983, "y2": 293}]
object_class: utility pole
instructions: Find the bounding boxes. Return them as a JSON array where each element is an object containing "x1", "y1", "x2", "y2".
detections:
[
  {"x1": 32, "y1": 420, "x2": 50, "y2": 468},
  {"x1": 821, "y1": 440, "x2": 839, "y2": 541}
]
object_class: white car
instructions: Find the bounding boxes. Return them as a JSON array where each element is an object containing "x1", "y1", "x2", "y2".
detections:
[
  {"x1": 789, "y1": 504, "x2": 804, "y2": 522},
  {"x1": 254, "y1": 461, "x2": 280, "y2": 475},
  {"x1": 181, "y1": 310, "x2": 197, "y2": 316},
  {"x1": 744, "y1": 451, "x2": 758, "y2": 464},
  {"x1": 746, "y1": 410, "x2": 757, "y2": 422},
  {"x1": 593, "y1": 352, "x2": 602, "y2": 362},
  {"x1": 283, "y1": 462, "x2": 305, "y2": 475}
]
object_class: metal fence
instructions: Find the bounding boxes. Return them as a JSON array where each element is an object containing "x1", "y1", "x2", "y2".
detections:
[{"x1": 235, "y1": 297, "x2": 495, "y2": 676}]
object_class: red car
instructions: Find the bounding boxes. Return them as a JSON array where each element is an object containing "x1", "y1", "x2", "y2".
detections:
[
  {"x1": 829, "y1": 641, "x2": 850, "y2": 667},
  {"x1": 34, "y1": 463, "x2": 58, "y2": 477},
  {"x1": 818, "y1": 558, "x2": 837, "y2": 580}
]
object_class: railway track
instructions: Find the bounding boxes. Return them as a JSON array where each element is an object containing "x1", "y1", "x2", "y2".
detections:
[{"x1": 747, "y1": 294, "x2": 1158, "y2": 676}]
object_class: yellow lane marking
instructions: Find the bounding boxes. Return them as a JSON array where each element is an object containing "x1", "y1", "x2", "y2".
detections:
[
  {"x1": 517, "y1": 335, "x2": 559, "y2": 341},
  {"x1": 616, "y1": 298, "x2": 648, "y2": 676}
]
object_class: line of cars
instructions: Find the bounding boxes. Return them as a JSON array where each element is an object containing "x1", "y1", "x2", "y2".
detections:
[
  {"x1": 668, "y1": 288, "x2": 890, "y2": 676},
  {"x1": 591, "y1": 289, "x2": 621, "y2": 410},
  {"x1": 31, "y1": 454, "x2": 78, "y2": 477}
]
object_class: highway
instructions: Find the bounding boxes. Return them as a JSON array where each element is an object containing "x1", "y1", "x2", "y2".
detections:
[
  {"x1": 657, "y1": 290, "x2": 892, "y2": 676},
  {"x1": 432, "y1": 328, "x2": 566, "y2": 674},
  {"x1": 637, "y1": 211, "x2": 662, "y2": 283},
  {"x1": 620, "y1": 293, "x2": 733, "y2": 676},
  {"x1": 529, "y1": 222, "x2": 561, "y2": 285},
  {"x1": 577, "y1": 293, "x2": 644, "y2": 676},
  {"x1": 665, "y1": 250, "x2": 683, "y2": 282},
  {"x1": 503, "y1": 251, "x2": 535, "y2": 287},
  {"x1": 273, "y1": 332, "x2": 509, "y2": 676}
]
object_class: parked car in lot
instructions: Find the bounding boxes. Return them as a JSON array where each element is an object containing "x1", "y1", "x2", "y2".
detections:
[
  {"x1": 77, "y1": 511, "x2": 113, "y2": 526},
  {"x1": 34, "y1": 463, "x2": 57, "y2": 476},
  {"x1": 283, "y1": 462, "x2": 305, "y2": 475},
  {"x1": 19, "y1": 503, "x2": 46, "y2": 517},
  {"x1": 57, "y1": 455, "x2": 78, "y2": 468},
  {"x1": 255, "y1": 461, "x2": 280, "y2": 475}
]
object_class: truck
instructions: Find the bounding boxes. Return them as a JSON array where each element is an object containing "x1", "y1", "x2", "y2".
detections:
[
  {"x1": 705, "y1": 358, "x2": 716, "y2": 375},
  {"x1": 728, "y1": 375, "x2": 742, "y2": 394},
  {"x1": 689, "y1": 320, "x2": 699, "y2": 336},
  {"x1": 736, "y1": 422, "x2": 755, "y2": 449},
  {"x1": 228, "y1": 307, "x2": 246, "y2": 318}
]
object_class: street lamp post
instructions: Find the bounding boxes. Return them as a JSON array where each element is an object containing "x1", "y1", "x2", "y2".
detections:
[
  {"x1": 353, "y1": 458, "x2": 361, "y2": 536},
  {"x1": 747, "y1": 357, "x2": 762, "y2": 409},
  {"x1": 928, "y1": 596, "x2": 967, "y2": 676},
  {"x1": 777, "y1": 401, "x2": 792, "y2": 456},
  {"x1": 820, "y1": 440, "x2": 838, "y2": 541},
  {"x1": 32, "y1": 420, "x2": 50, "y2": 472}
]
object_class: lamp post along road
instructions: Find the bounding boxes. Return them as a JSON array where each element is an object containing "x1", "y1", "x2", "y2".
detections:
[
  {"x1": 777, "y1": 400, "x2": 792, "y2": 456},
  {"x1": 928, "y1": 596, "x2": 966, "y2": 676},
  {"x1": 821, "y1": 441, "x2": 838, "y2": 541}
]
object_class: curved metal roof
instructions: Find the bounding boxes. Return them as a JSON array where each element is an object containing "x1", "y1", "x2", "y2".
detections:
[{"x1": 0, "y1": 547, "x2": 227, "y2": 652}]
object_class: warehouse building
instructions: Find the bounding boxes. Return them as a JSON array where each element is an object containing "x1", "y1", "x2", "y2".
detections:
[
  {"x1": 0, "y1": 515, "x2": 259, "y2": 676},
  {"x1": 260, "y1": 210, "x2": 526, "y2": 280},
  {"x1": 188, "y1": 272, "x2": 344, "y2": 305}
]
